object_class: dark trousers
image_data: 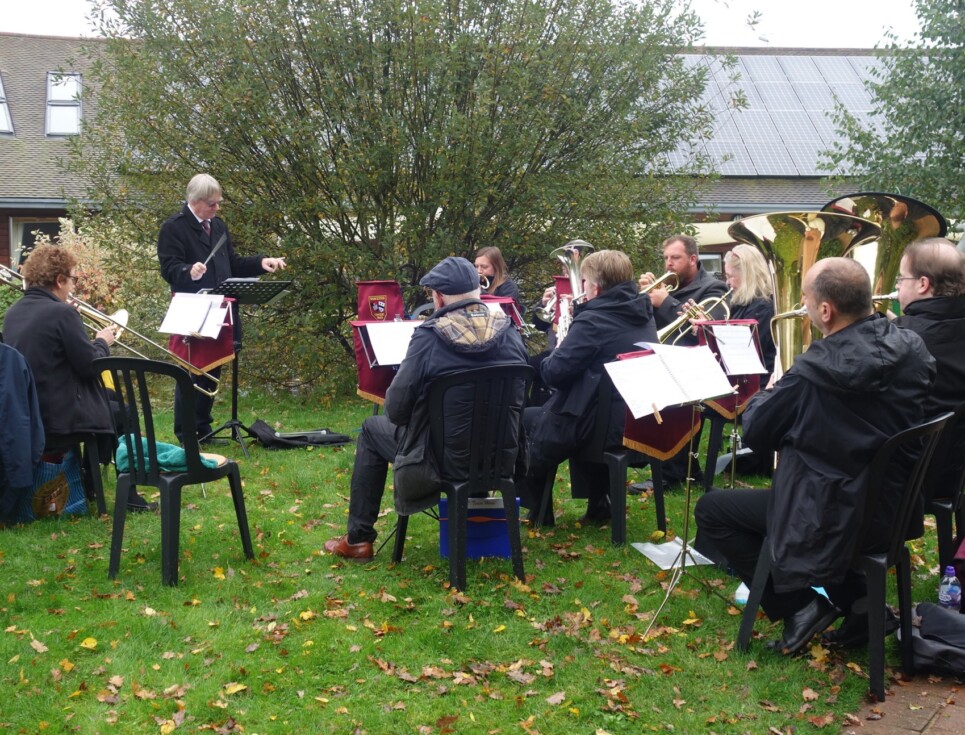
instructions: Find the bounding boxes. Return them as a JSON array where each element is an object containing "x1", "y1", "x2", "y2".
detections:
[
  {"x1": 174, "y1": 367, "x2": 220, "y2": 442},
  {"x1": 519, "y1": 406, "x2": 609, "y2": 517},
  {"x1": 347, "y1": 414, "x2": 401, "y2": 544},
  {"x1": 694, "y1": 488, "x2": 866, "y2": 621}
]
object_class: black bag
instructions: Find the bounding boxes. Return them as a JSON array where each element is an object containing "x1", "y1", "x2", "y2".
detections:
[
  {"x1": 247, "y1": 420, "x2": 353, "y2": 450},
  {"x1": 898, "y1": 603, "x2": 965, "y2": 677}
]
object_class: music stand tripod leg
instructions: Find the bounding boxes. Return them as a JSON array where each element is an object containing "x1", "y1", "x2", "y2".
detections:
[{"x1": 203, "y1": 343, "x2": 251, "y2": 459}]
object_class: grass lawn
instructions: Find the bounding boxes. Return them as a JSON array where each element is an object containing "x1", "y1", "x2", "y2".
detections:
[{"x1": 0, "y1": 383, "x2": 948, "y2": 733}]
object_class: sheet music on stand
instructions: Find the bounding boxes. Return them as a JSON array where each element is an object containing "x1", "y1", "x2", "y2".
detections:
[
  {"x1": 159, "y1": 292, "x2": 230, "y2": 339},
  {"x1": 604, "y1": 344, "x2": 736, "y2": 420},
  {"x1": 706, "y1": 323, "x2": 766, "y2": 376},
  {"x1": 358, "y1": 321, "x2": 419, "y2": 367}
]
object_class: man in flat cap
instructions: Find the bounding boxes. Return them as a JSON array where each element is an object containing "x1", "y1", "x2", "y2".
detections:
[{"x1": 324, "y1": 256, "x2": 529, "y2": 560}]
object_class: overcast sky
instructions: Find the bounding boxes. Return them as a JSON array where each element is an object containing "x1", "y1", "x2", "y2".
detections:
[{"x1": 2, "y1": 0, "x2": 922, "y2": 48}]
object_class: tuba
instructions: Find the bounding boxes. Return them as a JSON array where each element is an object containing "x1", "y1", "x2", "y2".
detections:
[
  {"x1": 728, "y1": 211, "x2": 881, "y2": 376},
  {"x1": 822, "y1": 192, "x2": 947, "y2": 313}
]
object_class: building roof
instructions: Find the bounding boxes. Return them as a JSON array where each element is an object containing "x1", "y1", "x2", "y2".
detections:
[{"x1": 0, "y1": 32, "x2": 102, "y2": 208}]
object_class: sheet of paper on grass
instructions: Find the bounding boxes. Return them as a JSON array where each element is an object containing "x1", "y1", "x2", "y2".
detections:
[
  {"x1": 605, "y1": 345, "x2": 736, "y2": 419},
  {"x1": 159, "y1": 292, "x2": 228, "y2": 339},
  {"x1": 632, "y1": 537, "x2": 715, "y2": 569}
]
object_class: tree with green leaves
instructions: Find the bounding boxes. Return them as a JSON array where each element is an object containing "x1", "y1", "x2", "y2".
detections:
[
  {"x1": 824, "y1": 1, "x2": 965, "y2": 222},
  {"x1": 73, "y1": 0, "x2": 716, "y2": 390}
]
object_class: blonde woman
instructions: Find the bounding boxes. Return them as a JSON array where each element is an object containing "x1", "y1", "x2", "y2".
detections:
[{"x1": 724, "y1": 244, "x2": 775, "y2": 377}]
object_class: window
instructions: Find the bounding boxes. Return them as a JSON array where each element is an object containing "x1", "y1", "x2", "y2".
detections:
[
  {"x1": 46, "y1": 72, "x2": 82, "y2": 136},
  {"x1": 10, "y1": 218, "x2": 61, "y2": 265},
  {"x1": 0, "y1": 73, "x2": 12, "y2": 134}
]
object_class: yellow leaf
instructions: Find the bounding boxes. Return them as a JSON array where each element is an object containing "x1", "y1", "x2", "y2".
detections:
[
  {"x1": 299, "y1": 610, "x2": 317, "y2": 621},
  {"x1": 493, "y1": 625, "x2": 506, "y2": 633},
  {"x1": 60, "y1": 659, "x2": 74, "y2": 673},
  {"x1": 213, "y1": 567, "x2": 226, "y2": 580},
  {"x1": 223, "y1": 682, "x2": 248, "y2": 695},
  {"x1": 79, "y1": 637, "x2": 97, "y2": 650}
]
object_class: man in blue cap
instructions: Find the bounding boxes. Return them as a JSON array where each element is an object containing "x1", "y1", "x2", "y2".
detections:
[{"x1": 324, "y1": 256, "x2": 529, "y2": 560}]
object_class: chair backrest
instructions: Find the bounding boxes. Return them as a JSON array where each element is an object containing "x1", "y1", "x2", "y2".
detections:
[
  {"x1": 426, "y1": 365, "x2": 533, "y2": 489},
  {"x1": 854, "y1": 411, "x2": 952, "y2": 565},
  {"x1": 94, "y1": 357, "x2": 207, "y2": 483}
]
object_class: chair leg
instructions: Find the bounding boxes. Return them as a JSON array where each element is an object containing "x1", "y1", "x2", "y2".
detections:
[
  {"x1": 864, "y1": 561, "x2": 887, "y2": 702},
  {"x1": 392, "y1": 515, "x2": 409, "y2": 563},
  {"x1": 108, "y1": 474, "x2": 132, "y2": 579},
  {"x1": 448, "y1": 491, "x2": 468, "y2": 590},
  {"x1": 606, "y1": 453, "x2": 628, "y2": 546},
  {"x1": 704, "y1": 415, "x2": 726, "y2": 493},
  {"x1": 737, "y1": 547, "x2": 772, "y2": 652},
  {"x1": 84, "y1": 439, "x2": 107, "y2": 516},
  {"x1": 896, "y1": 547, "x2": 915, "y2": 677},
  {"x1": 227, "y1": 466, "x2": 254, "y2": 560},
  {"x1": 933, "y1": 506, "x2": 954, "y2": 569},
  {"x1": 502, "y1": 490, "x2": 525, "y2": 582},
  {"x1": 160, "y1": 480, "x2": 183, "y2": 586},
  {"x1": 651, "y1": 462, "x2": 667, "y2": 534},
  {"x1": 536, "y1": 465, "x2": 557, "y2": 526}
]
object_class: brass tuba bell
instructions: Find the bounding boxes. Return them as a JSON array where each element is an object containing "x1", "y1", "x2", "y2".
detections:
[{"x1": 728, "y1": 211, "x2": 881, "y2": 376}]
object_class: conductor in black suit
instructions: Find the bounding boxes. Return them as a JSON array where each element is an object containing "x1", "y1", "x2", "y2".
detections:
[{"x1": 157, "y1": 173, "x2": 286, "y2": 444}]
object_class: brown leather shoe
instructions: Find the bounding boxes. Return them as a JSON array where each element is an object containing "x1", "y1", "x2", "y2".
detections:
[{"x1": 323, "y1": 534, "x2": 374, "y2": 561}]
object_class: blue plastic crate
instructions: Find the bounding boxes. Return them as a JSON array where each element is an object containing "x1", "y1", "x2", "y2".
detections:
[{"x1": 438, "y1": 496, "x2": 519, "y2": 559}]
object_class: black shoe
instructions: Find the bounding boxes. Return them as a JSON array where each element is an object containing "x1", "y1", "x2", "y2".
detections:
[
  {"x1": 769, "y1": 597, "x2": 841, "y2": 655},
  {"x1": 628, "y1": 481, "x2": 653, "y2": 496},
  {"x1": 822, "y1": 607, "x2": 898, "y2": 648},
  {"x1": 127, "y1": 492, "x2": 159, "y2": 513},
  {"x1": 199, "y1": 436, "x2": 229, "y2": 447},
  {"x1": 577, "y1": 498, "x2": 612, "y2": 525}
]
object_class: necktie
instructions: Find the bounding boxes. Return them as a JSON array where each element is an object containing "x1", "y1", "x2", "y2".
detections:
[{"x1": 202, "y1": 220, "x2": 211, "y2": 237}]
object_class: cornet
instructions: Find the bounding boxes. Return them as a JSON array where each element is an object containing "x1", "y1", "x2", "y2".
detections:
[
  {"x1": 639, "y1": 271, "x2": 679, "y2": 295},
  {"x1": 657, "y1": 289, "x2": 732, "y2": 344}
]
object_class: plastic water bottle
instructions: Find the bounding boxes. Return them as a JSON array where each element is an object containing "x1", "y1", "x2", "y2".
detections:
[{"x1": 938, "y1": 566, "x2": 962, "y2": 610}]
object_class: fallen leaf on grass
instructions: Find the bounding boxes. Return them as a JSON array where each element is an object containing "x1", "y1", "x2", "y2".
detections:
[{"x1": 546, "y1": 691, "x2": 565, "y2": 705}]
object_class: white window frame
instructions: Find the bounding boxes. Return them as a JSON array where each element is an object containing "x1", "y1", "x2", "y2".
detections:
[
  {"x1": 46, "y1": 72, "x2": 82, "y2": 136},
  {"x1": 0, "y1": 73, "x2": 12, "y2": 134}
]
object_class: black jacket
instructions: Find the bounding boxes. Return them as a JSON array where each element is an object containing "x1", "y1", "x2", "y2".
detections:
[
  {"x1": 896, "y1": 296, "x2": 965, "y2": 500},
  {"x1": 0, "y1": 343, "x2": 45, "y2": 520},
  {"x1": 157, "y1": 204, "x2": 267, "y2": 294},
  {"x1": 386, "y1": 299, "x2": 529, "y2": 515},
  {"x1": 743, "y1": 314, "x2": 935, "y2": 592},
  {"x1": 533, "y1": 281, "x2": 657, "y2": 460},
  {"x1": 654, "y1": 264, "x2": 728, "y2": 346},
  {"x1": 3, "y1": 288, "x2": 113, "y2": 438},
  {"x1": 730, "y1": 296, "x2": 776, "y2": 378}
]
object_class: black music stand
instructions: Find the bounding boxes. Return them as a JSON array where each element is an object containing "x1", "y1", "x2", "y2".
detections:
[{"x1": 202, "y1": 279, "x2": 292, "y2": 458}]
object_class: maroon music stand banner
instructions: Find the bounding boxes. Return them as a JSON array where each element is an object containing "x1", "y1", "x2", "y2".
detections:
[
  {"x1": 553, "y1": 274, "x2": 572, "y2": 325},
  {"x1": 167, "y1": 296, "x2": 236, "y2": 374},
  {"x1": 350, "y1": 320, "x2": 399, "y2": 406},
  {"x1": 480, "y1": 295, "x2": 524, "y2": 328},
  {"x1": 356, "y1": 280, "x2": 404, "y2": 322},
  {"x1": 695, "y1": 319, "x2": 763, "y2": 420},
  {"x1": 616, "y1": 349, "x2": 702, "y2": 461}
]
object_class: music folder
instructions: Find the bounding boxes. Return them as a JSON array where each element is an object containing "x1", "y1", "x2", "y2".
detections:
[
  {"x1": 704, "y1": 323, "x2": 766, "y2": 376},
  {"x1": 159, "y1": 292, "x2": 230, "y2": 339},
  {"x1": 357, "y1": 321, "x2": 419, "y2": 367},
  {"x1": 604, "y1": 344, "x2": 736, "y2": 419}
]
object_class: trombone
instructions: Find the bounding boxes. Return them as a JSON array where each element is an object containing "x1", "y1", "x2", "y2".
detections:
[
  {"x1": 657, "y1": 289, "x2": 733, "y2": 344},
  {"x1": 0, "y1": 262, "x2": 221, "y2": 397}
]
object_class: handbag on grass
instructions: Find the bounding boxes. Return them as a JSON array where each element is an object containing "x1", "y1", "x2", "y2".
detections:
[{"x1": 16, "y1": 448, "x2": 88, "y2": 523}]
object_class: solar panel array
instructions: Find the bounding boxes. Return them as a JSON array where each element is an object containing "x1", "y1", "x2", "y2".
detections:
[{"x1": 669, "y1": 53, "x2": 885, "y2": 177}]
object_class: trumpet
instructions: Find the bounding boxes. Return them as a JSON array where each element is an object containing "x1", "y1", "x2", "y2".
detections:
[
  {"x1": 657, "y1": 289, "x2": 733, "y2": 344},
  {"x1": 639, "y1": 271, "x2": 679, "y2": 295},
  {"x1": 0, "y1": 262, "x2": 221, "y2": 397}
]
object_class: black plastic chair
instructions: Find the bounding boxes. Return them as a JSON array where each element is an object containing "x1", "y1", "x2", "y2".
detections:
[
  {"x1": 391, "y1": 364, "x2": 532, "y2": 590},
  {"x1": 536, "y1": 372, "x2": 666, "y2": 544},
  {"x1": 736, "y1": 412, "x2": 951, "y2": 701},
  {"x1": 95, "y1": 357, "x2": 254, "y2": 586},
  {"x1": 924, "y1": 402, "x2": 965, "y2": 570}
]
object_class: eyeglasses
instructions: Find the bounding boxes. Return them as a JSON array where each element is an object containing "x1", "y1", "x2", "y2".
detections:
[
  {"x1": 64, "y1": 274, "x2": 78, "y2": 284},
  {"x1": 894, "y1": 275, "x2": 918, "y2": 288},
  {"x1": 204, "y1": 199, "x2": 223, "y2": 208}
]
